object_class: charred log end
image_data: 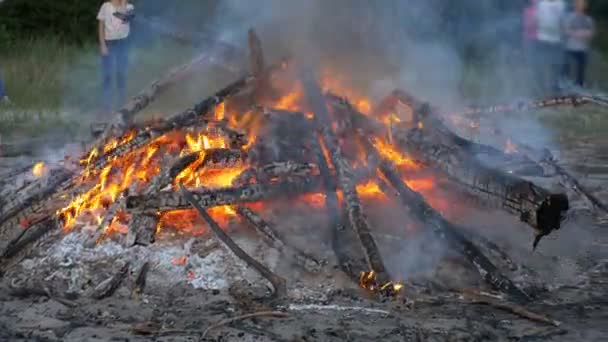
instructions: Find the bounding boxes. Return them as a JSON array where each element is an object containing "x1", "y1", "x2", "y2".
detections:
[{"x1": 536, "y1": 193, "x2": 569, "y2": 235}]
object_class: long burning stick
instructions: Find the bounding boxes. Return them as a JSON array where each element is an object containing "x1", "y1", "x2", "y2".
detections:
[{"x1": 178, "y1": 183, "x2": 287, "y2": 298}]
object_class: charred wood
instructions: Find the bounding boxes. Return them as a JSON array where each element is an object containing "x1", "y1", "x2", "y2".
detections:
[
  {"x1": 392, "y1": 109, "x2": 569, "y2": 247},
  {"x1": 1, "y1": 218, "x2": 57, "y2": 262},
  {"x1": 91, "y1": 262, "x2": 131, "y2": 300},
  {"x1": 195, "y1": 148, "x2": 245, "y2": 172},
  {"x1": 0, "y1": 168, "x2": 71, "y2": 229},
  {"x1": 126, "y1": 213, "x2": 160, "y2": 247},
  {"x1": 301, "y1": 71, "x2": 390, "y2": 286},
  {"x1": 235, "y1": 206, "x2": 322, "y2": 273},
  {"x1": 359, "y1": 136, "x2": 530, "y2": 302},
  {"x1": 179, "y1": 183, "x2": 287, "y2": 298},
  {"x1": 232, "y1": 161, "x2": 318, "y2": 186},
  {"x1": 127, "y1": 175, "x2": 331, "y2": 213}
]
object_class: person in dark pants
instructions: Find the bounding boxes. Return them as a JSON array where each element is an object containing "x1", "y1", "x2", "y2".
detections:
[
  {"x1": 562, "y1": 0, "x2": 594, "y2": 87},
  {"x1": 0, "y1": 70, "x2": 9, "y2": 103},
  {"x1": 97, "y1": 0, "x2": 134, "y2": 112}
]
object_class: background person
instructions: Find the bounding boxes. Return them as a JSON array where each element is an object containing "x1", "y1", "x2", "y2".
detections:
[
  {"x1": 0, "y1": 70, "x2": 9, "y2": 103},
  {"x1": 562, "y1": 0, "x2": 594, "y2": 87},
  {"x1": 536, "y1": 0, "x2": 566, "y2": 93},
  {"x1": 97, "y1": 0, "x2": 134, "y2": 112}
]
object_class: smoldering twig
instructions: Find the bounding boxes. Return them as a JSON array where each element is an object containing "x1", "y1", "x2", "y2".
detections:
[
  {"x1": 458, "y1": 289, "x2": 561, "y2": 327},
  {"x1": 202, "y1": 311, "x2": 289, "y2": 338}
]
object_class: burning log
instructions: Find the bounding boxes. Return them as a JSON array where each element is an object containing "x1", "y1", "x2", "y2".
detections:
[
  {"x1": 235, "y1": 206, "x2": 322, "y2": 273},
  {"x1": 232, "y1": 161, "x2": 318, "y2": 186},
  {"x1": 357, "y1": 90, "x2": 568, "y2": 246},
  {"x1": 126, "y1": 175, "x2": 330, "y2": 213},
  {"x1": 392, "y1": 108, "x2": 569, "y2": 247},
  {"x1": 179, "y1": 183, "x2": 287, "y2": 298},
  {"x1": 89, "y1": 57, "x2": 289, "y2": 172},
  {"x1": 301, "y1": 71, "x2": 391, "y2": 288},
  {"x1": 195, "y1": 148, "x2": 245, "y2": 172},
  {"x1": 92, "y1": 49, "x2": 238, "y2": 148},
  {"x1": 358, "y1": 135, "x2": 530, "y2": 302}
]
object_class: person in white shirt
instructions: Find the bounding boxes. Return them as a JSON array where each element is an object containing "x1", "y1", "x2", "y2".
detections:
[
  {"x1": 97, "y1": 0, "x2": 135, "y2": 112},
  {"x1": 535, "y1": 0, "x2": 566, "y2": 92}
]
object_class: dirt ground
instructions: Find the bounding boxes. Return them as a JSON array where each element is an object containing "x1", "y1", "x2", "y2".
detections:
[{"x1": 0, "y1": 119, "x2": 607, "y2": 341}]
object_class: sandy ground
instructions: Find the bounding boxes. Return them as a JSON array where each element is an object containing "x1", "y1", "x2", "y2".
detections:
[{"x1": 0, "y1": 127, "x2": 607, "y2": 341}]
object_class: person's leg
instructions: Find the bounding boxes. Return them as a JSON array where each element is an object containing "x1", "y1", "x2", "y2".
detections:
[
  {"x1": 575, "y1": 51, "x2": 588, "y2": 87},
  {"x1": 115, "y1": 38, "x2": 129, "y2": 108},
  {"x1": 0, "y1": 69, "x2": 7, "y2": 98},
  {"x1": 561, "y1": 50, "x2": 572, "y2": 83},
  {"x1": 101, "y1": 41, "x2": 114, "y2": 112}
]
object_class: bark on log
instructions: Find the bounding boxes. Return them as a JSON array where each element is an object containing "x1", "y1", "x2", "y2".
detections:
[
  {"x1": 195, "y1": 148, "x2": 245, "y2": 172},
  {"x1": 301, "y1": 71, "x2": 390, "y2": 286},
  {"x1": 126, "y1": 175, "x2": 331, "y2": 213},
  {"x1": 359, "y1": 135, "x2": 530, "y2": 302},
  {"x1": 179, "y1": 184, "x2": 287, "y2": 298},
  {"x1": 235, "y1": 206, "x2": 322, "y2": 273}
]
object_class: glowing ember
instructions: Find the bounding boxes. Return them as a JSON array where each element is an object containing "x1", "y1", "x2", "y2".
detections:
[
  {"x1": 32, "y1": 162, "x2": 46, "y2": 178},
  {"x1": 505, "y1": 138, "x2": 518, "y2": 154},
  {"x1": 372, "y1": 138, "x2": 419, "y2": 169},
  {"x1": 359, "y1": 270, "x2": 403, "y2": 296}
]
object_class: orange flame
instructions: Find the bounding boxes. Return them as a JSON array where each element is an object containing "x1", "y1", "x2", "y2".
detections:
[{"x1": 32, "y1": 162, "x2": 46, "y2": 178}]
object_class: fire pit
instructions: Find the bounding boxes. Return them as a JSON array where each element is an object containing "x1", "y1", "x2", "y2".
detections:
[{"x1": 2, "y1": 30, "x2": 606, "y2": 340}]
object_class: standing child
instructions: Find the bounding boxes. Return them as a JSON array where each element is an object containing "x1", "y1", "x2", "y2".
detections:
[
  {"x1": 97, "y1": 0, "x2": 134, "y2": 112},
  {"x1": 562, "y1": 0, "x2": 594, "y2": 87}
]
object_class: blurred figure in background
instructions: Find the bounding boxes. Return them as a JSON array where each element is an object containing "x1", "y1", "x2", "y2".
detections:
[
  {"x1": 536, "y1": 0, "x2": 566, "y2": 93},
  {"x1": 97, "y1": 0, "x2": 135, "y2": 113},
  {"x1": 523, "y1": 0, "x2": 541, "y2": 92},
  {"x1": 562, "y1": 0, "x2": 594, "y2": 88},
  {"x1": 0, "y1": 70, "x2": 9, "y2": 104}
]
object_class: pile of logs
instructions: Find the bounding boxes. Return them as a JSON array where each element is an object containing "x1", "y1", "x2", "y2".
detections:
[{"x1": 5, "y1": 29, "x2": 604, "y2": 305}]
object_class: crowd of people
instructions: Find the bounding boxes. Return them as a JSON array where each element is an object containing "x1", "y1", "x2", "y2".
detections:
[{"x1": 524, "y1": 0, "x2": 595, "y2": 93}]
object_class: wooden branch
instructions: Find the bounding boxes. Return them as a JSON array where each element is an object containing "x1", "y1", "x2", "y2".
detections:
[
  {"x1": 178, "y1": 183, "x2": 287, "y2": 298},
  {"x1": 89, "y1": 56, "x2": 289, "y2": 172},
  {"x1": 301, "y1": 71, "x2": 390, "y2": 286},
  {"x1": 126, "y1": 175, "x2": 331, "y2": 213},
  {"x1": 358, "y1": 135, "x2": 530, "y2": 303},
  {"x1": 202, "y1": 311, "x2": 289, "y2": 338},
  {"x1": 232, "y1": 161, "x2": 318, "y2": 186},
  {"x1": 460, "y1": 289, "x2": 560, "y2": 326},
  {"x1": 91, "y1": 262, "x2": 131, "y2": 300},
  {"x1": 235, "y1": 206, "x2": 322, "y2": 273}
]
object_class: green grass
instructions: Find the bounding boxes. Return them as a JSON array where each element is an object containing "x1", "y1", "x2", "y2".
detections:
[{"x1": 0, "y1": 36, "x2": 231, "y2": 139}]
